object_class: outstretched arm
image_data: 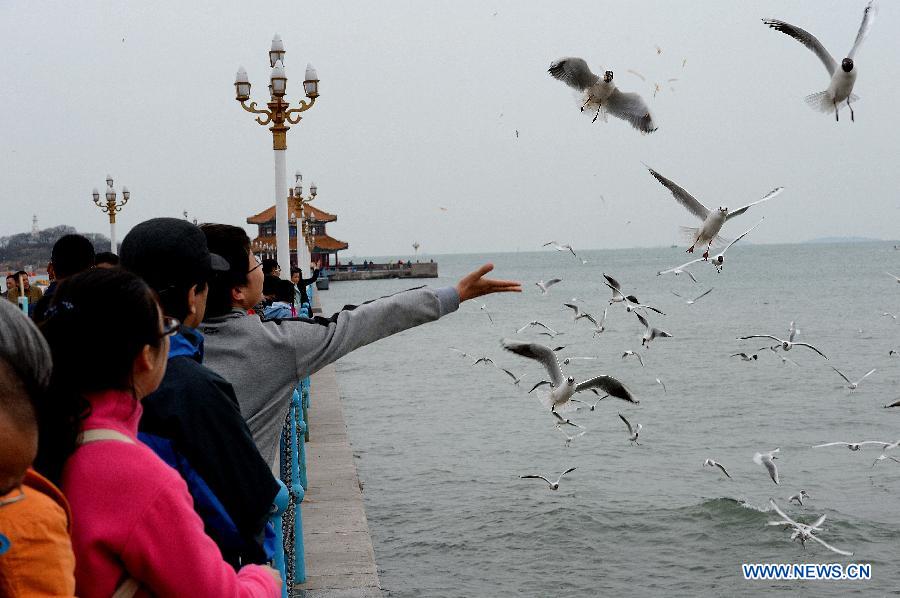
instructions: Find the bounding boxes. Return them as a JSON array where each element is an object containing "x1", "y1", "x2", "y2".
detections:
[{"x1": 455, "y1": 263, "x2": 521, "y2": 302}]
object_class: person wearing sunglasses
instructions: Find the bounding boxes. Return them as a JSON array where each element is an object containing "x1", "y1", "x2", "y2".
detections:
[
  {"x1": 120, "y1": 218, "x2": 282, "y2": 569},
  {"x1": 0, "y1": 299, "x2": 76, "y2": 597},
  {"x1": 35, "y1": 268, "x2": 280, "y2": 597}
]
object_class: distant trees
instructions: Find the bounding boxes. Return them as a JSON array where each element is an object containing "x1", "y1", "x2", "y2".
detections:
[{"x1": 0, "y1": 225, "x2": 110, "y2": 271}]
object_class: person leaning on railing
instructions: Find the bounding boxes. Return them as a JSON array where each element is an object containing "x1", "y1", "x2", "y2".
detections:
[
  {"x1": 199, "y1": 224, "x2": 521, "y2": 468},
  {"x1": 120, "y1": 218, "x2": 283, "y2": 570}
]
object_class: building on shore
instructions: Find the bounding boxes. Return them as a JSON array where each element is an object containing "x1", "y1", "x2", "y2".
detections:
[{"x1": 247, "y1": 203, "x2": 348, "y2": 269}]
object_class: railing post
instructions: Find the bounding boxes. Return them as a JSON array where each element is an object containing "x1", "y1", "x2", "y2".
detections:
[
  {"x1": 271, "y1": 480, "x2": 289, "y2": 598},
  {"x1": 289, "y1": 389, "x2": 306, "y2": 583}
]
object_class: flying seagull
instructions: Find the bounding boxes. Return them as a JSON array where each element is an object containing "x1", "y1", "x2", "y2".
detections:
[
  {"x1": 635, "y1": 312, "x2": 672, "y2": 348},
  {"x1": 731, "y1": 352, "x2": 759, "y2": 362},
  {"x1": 655, "y1": 377, "x2": 667, "y2": 393},
  {"x1": 657, "y1": 261, "x2": 699, "y2": 282},
  {"x1": 543, "y1": 241, "x2": 577, "y2": 257},
  {"x1": 570, "y1": 396, "x2": 607, "y2": 411},
  {"x1": 562, "y1": 303, "x2": 598, "y2": 326},
  {"x1": 739, "y1": 321, "x2": 827, "y2": 359},
  {"x1": 516, "y1": 320, "x2": 558, "y2": 336},
  {"x1": 763, "y1": 1, "x2": 876, "y2": 122},
  {"x1": 788, "y1": 490, "x2": 811, "y2": 506},
  {"x1": 884, "y1": 399, "x2": 900, "y2": 408},
  {"x1": 603, "y1": 273, "x2": 665, "y2": 315},
  {"x1": 557, "y1": 426, "x2": 587, "y2": 447},
  {"x1": 887, "y1": 272, "x2": 900, "y2": 283},
  {"x1": 536, "y1": 279, "x2": 563, "y2": 295},
  {"x1": 753, "y1": 448, "x2": 780, "y2": 484},
  {"x1": 621, "y1": 350, "x2": 645, "y2": 367},
  {"x1": 548, "y1": 57, "x2": 657, "y2": 133},
  {"x1": 480, "y1": 304, "x2": 494, "y2": 325},
  {"x1": 495, "y1": 366, "x2": 522, "y2": 386},
  {"x1": 814, "y1": 440, "x2": 893, "y2": 451},
  {"x1": 645, "y1": 165, "x2": 782, "y2": 259},
  {"x1": 703, "y1": 459, "x2": 732, "y2": 479},
  {"x1": 521, "y1": 467, "x2": 577, "y2": 491},
  {"x1": 671, "y1": 288, "x2": 714, "y2": 305},
  {"x1": 501, "y1": 339, "x2": 638, "y2": 413},
  {"x1": 619, "y1": 413, "x2": 642, "y2": 445},
  {"x1": 767, "y1": 499, "x2": 853, "y2": 556},
  {"x1": 830, "y1": 366, "x2": 876, "y2": 392},
  {"x1": 591, "y1": 308, "x2": 608, "y2": 336}
]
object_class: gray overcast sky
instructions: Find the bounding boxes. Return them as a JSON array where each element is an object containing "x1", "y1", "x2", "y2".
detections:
[{"x1": 1, "y1": 1, "x2": 898, "y2": 256}]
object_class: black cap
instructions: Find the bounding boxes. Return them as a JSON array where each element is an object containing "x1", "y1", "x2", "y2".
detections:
[{"x1": 120, "y1": 218, "x2": 229, "y2": 291}]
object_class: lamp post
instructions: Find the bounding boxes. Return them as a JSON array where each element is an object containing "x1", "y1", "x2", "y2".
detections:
[
  {"x1": 92, "y1": 174, "x2": 129, "y2": 252},
  {"x1": 234, "y1": 34, "x2": 320, "y2": 281},
  {"x1": 289, "y1": 171, "x2": 318, "y2": 277}
]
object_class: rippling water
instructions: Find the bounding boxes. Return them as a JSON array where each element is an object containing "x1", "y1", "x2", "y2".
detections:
[{"x1": 319, "y1": 243, "x2": 900, "y2": 596}]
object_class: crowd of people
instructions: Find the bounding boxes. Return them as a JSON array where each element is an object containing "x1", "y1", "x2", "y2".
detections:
[{"x1": 0, "y1": 218, "x2": 520, "y2": 596}]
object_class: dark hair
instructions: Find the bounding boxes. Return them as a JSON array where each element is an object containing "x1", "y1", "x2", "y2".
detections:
[
  {"x1": 51, "y1": 234, "x2": 96, "y2": 279},
  {"x1": 35, "y1": 268, "x2": 162, "y2": 483},
  {"x1": 275, "y1": 279, "x2": 295, "y2": 304},
  {"x1": 290, "y1": 267, "x2": 301, "y2": 276},
  {"x1": 262, "y1": 274, "x2": 281, "y2": 298},
  {"x1": 15, "y1": 270, "x2": 27, "y2": 279},
  {"x1": 94, "y1": 251, "x2": 120, "y2": 266},
  {"x1": 0, "y1": 299, "x2": 52, "y2": 432},
  {"x1": 262, "y1": 259, "x2": 279, "y2": 276},
  {"x1": 201, "y1": 224, "x2": 250, "y2": 318}
]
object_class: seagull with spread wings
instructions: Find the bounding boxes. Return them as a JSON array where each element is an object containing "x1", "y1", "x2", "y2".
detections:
[
  {"x1": 548, "y1": 57, "x2": 657, "y2": 134},
  {"x1": 754, "y1": 448, "x2": 780, "y2": 485},
  {"x1": 619, "y1": 413, "x2": 642, "y2": 446},
  {"x1": 739, "y1": 321, "x2": 827, "y2": 359},
  {"x1": 830, "y1": 366, "x2": 876, "y2": 392},
  {"x1": 536, "y1": 279, "x2": 562, "y2": 295},
  {"x1": 521, "y1": 467, "x2": 576, "y2": 491},
  {"x1": 635, "y1": 312, "x2": 672, "y2": 348},
  {"x1": 767, "y1": 500, "x2": 853, "y2": 556},
  {"x1": 763, "y1": 1, "x2": 876, "y2": 122},
  {"x1": 671, "y1": 288, "x2": 713, "y2": 305},
  {"x1": 646, "y1": 166, "x2": 782, "y2": 259},
  {"x1": 501, "y1": 339, "x2": 637, "y2": 414},
  {"x1": 703, "y1": 459, "x2": 732, "y2": 479}
]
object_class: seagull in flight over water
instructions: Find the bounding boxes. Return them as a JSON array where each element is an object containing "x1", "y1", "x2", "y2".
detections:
[
  {"x1": 739, "y1": 321, "x2": 827, "y2": 359},
  {"x1": 645, "y1": 166, "x2": 782, "y2": 259},
  {"x1": 767, "y1": 499, "x2": 853, "y2": 556},
  {"x1": 754, "y1": 448, "x2": 780, "y2": 485},
  {"x1": 619, "y1": 413, "x2": 642, "y2": 445},
  {"x1": 543, "y1": 241, "x2": 577, "y2": 257},
  {"x1": 671, "y1": 288, "x2": 714, "y2": 305},
  {"x1": 521, "y1": 467, "x2": 576, "y2": 491},
  {"x1": 788, "y1": 490, "x2": 811, "y2": 506},
  {"x1": 703, "y1": 459, "x2": 732, "y2": 479},
  {"x1": 635, "y1": 312, "x2": 672, "y2": 348},
  {"x1": 517, "y1": 320, "x2": 558, "y2": 336},
  {"x1": 830, "y1": 366, "x2": 876, "y2": 392},
  {"x1": 814, "y1": 440, "x2": 895, "y2": 451},
  {"x1": 548, "y1": 57, "x2": 657, "y2": 134},
  {"x1": 763, "y1": 1, "x2": 876, "y2": 122},
  {"x1": 502, "y1": 339, "x2": 637, "y2": 414},
  {"x1": 536, "y1": 279, "x2": 563, "y2": 295}
]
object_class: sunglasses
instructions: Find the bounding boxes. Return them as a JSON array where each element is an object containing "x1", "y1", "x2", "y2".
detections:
[
  {"x1": 160, "y1": 316, "x2": 181, "y2": 338},
  {"x1": 248, "y1": 254, "x2": 263, "y2": 274}
]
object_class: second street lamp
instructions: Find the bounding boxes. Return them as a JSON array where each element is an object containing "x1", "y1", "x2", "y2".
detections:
[
  {"x1": 290, "y1": 170, "x2": 318, "y2": 276},
  {"x1": 234, "y1": 34, "x2": 320, "y2": 281},
  {"x1": 92, "y1": 174, "x2": 129, "y2": 252}
]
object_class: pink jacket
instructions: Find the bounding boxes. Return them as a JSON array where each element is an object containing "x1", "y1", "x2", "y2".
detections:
[{"x1": 61, "y1": 389, "x2": 279, "y2": 598}]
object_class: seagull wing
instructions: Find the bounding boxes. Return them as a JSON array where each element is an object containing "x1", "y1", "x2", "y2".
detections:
[
  {"x1": 813, "y1": 442, "x2": 852, "y2": 448},
  {"x1": 692, "y1": 288, "x2": 714, "y2": 303},
  {"x1": 521, "y1": 474, "x2": 553, "y2": 487},
  {"x1": 658, "y1": 258, "x2": 704, "y2": 276},
  {"x1": 544, "y1": 278, "x2": 562, "y2": 289},
  {"x1": 646, "y1": 166, "x2": 710, "y2": 220},
  {"x1": 720, "y1": 219, "x2": 765, "y2": 253},
  {"x1": 605, "y1": 88, "x2": 657, "y2": 134},
  {"x1": 808, "y1": 534, "x2": 854, "y2": 557},
  {"x1": 501, "y1": 339, "x2": 563, "y2": 386},
  {"x1": 618, "y1": 413, "x2": 634, "y2": 436},
  {"x1": 449, "y1": 347, "x2": 471, "y2": 359},
  {"x1": 581, "y1": 313, "x2": 598, "y2": 327},
  {"x1": 848, "y1": 1, "x2": 876, "y2": 59},
  {"x1": 577, "y1": 376, "x2": 638, "y2": 403},
  {"x1": 528, "y1": 380, "x2": 553, "y2": 393},
  {"x1": 725, "y1": 188, "x2": 784, "y2": 221},
  {"x1": 715, "y1": 462, "x2": 732, "y2": 478},
  {"x1": 857, "y1": 368, "x2": 877, "y2": 383},
  {"x1": 603, "y1": 273, "x2": 623, "y2": 291},
  {"x1": 764, "y1": 457, "x2": 779, "y2": 484},
  {"x1": 498, "y1": 367, "x2": 520, "y2": 383},
  {"x1": 548, "y1": 57, "x2": 600, "y2": 91},
  {"x1": 562, "y1": 303, "x2": 580, "y2": 317},
  {"x1": 768, "y1": 500, "x2": 800, "y2": 528},
  {"x1": 635, "y1": 311, "x2": 650, "y2": 331},
  {"x1": 626, "y1": 68, "x2": 646, "y2": 81},
  {"x1": 763, "y1": 19, "x2": 836, "y2": 76},
  {"x1": 557, "y1": 467, "x2": 577, "y2": 483},
  {"x1": 739, "y1": 334, "x2": 782, "y2": 343},
  {"x1": 795, "y1": 342, "x2": 827, "y2": 359}
]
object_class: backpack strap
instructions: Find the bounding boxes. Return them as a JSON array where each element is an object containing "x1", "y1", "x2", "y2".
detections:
[
  {"x1": 76, "y1": 428, "x2": 141, "y2": 598},
  {"x1": 78, "y1": 429, "x2": 135, "y2": 445}
]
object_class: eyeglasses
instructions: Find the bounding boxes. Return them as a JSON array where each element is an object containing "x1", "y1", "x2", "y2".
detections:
[
  {"x1": 160, "y1": 316, "x2": 181, "y2": 338},
  {"x1": 0, "y1": 487, "x2": 25, "y2": 508},
  {"x1": 248, "y1": 254, "x2": 263, "y2": 274}
]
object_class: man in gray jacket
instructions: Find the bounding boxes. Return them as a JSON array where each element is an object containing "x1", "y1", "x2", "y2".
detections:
[{"x1": 199, "y1": 224, "x2": 520, "y2": 467}]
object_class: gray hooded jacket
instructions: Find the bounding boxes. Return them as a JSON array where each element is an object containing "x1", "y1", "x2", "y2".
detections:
[{"x1": 200, "y1": 285, "x2": 459, "y2": 466}]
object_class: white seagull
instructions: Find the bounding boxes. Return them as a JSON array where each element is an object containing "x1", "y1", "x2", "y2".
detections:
[
  {"x1": 562, "y1": 303, "x2": 598, "y2": 327},
  {"x1": 543, "y1": 241, "x2": 577, "y2": 257},
  {"x1": 671, "y1": 288, "x2": 714, "y2": 305},
  {"x1": 557, "y1": 426, "x2": 587, "y2": 447},
  {"x1": 570, "y1": 396, "x2": 607, "y2": 411},
  {"x1": 536, "y1": 279, "x2": 563, "y2": 295},
  {"x1": 731, "y1": 352, "x2": 759, "y2": 362},
  {"x1": 788, "y1": 490, "x2": 810, "y2": 506},
  {"x1": 703, "y1": 459, "x2": 732, "y2": 479},
  {"x1": 521, "y1": 467, "x2": 577, "y2": 491},
  {"x1": 621, "y1": 350, "x2": 645, "y2": 367},
  {"x1": 655, "y1": 377, "x2": 667, "y2": 393},
  {"x1": 494, "y1": 366, "x2": 523, "y2": 386},
  {"x1": 501, "y1": 339, "x2": 638, "y2": 414},
  {"x1": 657, "y1": 261, "x2": 699, "y2": 282},
  {"x1": 814, "y1": 440, "x2": 893, "y2": 451},
  {"x1": 603, "y1": 273, "x2": 665, "y2": 315},
  {"x1": 548, "y1": 57, "x2": 657, "y2": 134},
  {"x1": 767, "y1": 499, "x2": 853, "y2": 556},
  {"x1": 763, "y1": 1, "x2": 876, "y2": 122},
  {"x1": 635, "y1": 312, "x2": 672, "y2": 348},
  {"x1": 739, "y1": 321, "x2": 827, "y2": 359},
  {"x1": 830, "y1": 366, "x2": 876, "y2": 392},
  {"x1": 591, "y1": 308, "x2": 609, "y2": 336},
  {"x1": 516, "y1": 320, "x2": 559, "y2": 336},
  {"x1": 887, "y1": 272, "x2": 900, "y2": 284},
  {"x1": 753, "y1": 448, "x2": 780, "y2": 485},
  {"x1": 619, "y1": 413, "x2": 642, "y2": 445},
  {"x1": 480, "y1": 304, "x2": 494, "y2": 325},
  {"x1": 707, "y1": 219, "x2": 765, "y2": 272},
  {"x1": 646, "y1": 166, "x2": 782, "y2": 259}
]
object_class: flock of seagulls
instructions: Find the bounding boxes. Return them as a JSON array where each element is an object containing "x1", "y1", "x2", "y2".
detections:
[{"x1": 445, "y1": 1, "x2": 893, "y2": 561}]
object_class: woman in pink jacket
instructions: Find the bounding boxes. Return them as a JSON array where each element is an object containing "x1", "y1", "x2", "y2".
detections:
[{"x1": 35, "y1": 268, "x2": 281, "y2": 598}]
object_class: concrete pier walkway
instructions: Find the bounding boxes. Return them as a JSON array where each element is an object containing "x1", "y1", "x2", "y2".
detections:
[{"x1": 291, "y1": 363, "x2": 383, "y2": 598}]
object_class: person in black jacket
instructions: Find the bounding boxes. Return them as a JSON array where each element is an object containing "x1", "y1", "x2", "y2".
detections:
[
  {"x1": 32, "y1": 234, "x2": 96, "y2": 323},
  {"x1": 120, "y1": 218, "x2": 280, "y2": 569},
  {"x1": 290, "y1": 265, "x2": 319, "y2": 306}
]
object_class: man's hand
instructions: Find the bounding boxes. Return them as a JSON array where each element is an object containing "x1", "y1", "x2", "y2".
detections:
[{"x1": 455, "y1": 263, "x2": 521, "y2": 302}]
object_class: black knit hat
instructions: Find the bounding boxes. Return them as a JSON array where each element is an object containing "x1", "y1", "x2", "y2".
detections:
[{"x1": 120, "y1": 218, "x2": 228, "y2": 291}]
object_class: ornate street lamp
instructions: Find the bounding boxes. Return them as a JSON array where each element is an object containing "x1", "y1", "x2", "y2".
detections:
[
  {"x1": 92, "y1": 174, "x2": 129, "y2": 252},
  {"x1": 234, "y1": 34, "x2": 320, "y2": 280},
  {"x1": 289, "y1": 170, "x2": 319, "y2": 274}
]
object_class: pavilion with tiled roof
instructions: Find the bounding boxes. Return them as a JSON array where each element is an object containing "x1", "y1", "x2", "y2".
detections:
[{"x1": 247, "y1": 203, "x2": 348, "y2": 269}]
